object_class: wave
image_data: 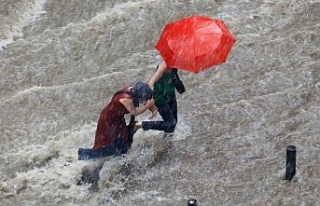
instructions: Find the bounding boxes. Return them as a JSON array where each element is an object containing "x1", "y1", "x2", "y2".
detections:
[{"x1": 0, "y1": 0, "x2": 47, "y2": 50}]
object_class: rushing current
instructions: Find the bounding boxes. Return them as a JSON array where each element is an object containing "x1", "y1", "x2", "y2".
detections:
[{"x1": 1, "y1": 0, "x2": 320, "y2": 205}]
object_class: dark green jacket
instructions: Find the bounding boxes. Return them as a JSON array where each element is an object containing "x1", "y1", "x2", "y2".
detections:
[{"x1": 153, "y1": 69, "x2": 176, "y2": 107}]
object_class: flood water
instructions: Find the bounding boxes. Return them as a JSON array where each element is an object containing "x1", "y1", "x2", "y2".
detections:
[{"x1": 1, "y1": 0, "x2": 320, "y2": 205}]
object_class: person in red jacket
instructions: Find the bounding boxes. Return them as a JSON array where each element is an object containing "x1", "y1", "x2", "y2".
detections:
[{"x1": 78, "y1": 81, "x2": 156, "y2": 160}]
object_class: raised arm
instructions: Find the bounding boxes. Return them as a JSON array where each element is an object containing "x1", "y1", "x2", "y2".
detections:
[{"x1": 148, "y1": 61, "x2": 168, "y2": 90}]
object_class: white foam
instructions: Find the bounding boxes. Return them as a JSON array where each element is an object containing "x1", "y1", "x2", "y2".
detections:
[{"x1": 0, "y1": 0, "x2": 47, "y2": 51}]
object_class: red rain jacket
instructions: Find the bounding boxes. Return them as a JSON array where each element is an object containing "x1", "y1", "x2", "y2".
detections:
[{"x1": 92, "y1": 87, "x2": 132, "y2": 150}]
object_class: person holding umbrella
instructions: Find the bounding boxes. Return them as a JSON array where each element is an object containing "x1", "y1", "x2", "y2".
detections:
[
  {"x1": 137, "y1": 60, "x2": 185, "y2": 137},
  {"x1": 78, "y1": 81, "x2": 156, "y2": 160},
  {"x1": 136, "y1": 15, "x2": 236, "y2": 137}
]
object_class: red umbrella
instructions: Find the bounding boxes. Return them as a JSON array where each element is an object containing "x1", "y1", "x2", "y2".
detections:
[{"x1": 155, "y1": 15, "x2": 236, "y2": 74}]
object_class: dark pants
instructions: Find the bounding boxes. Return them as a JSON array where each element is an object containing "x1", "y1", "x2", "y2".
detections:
[
  {"x1": 78, "y1": 139, "x2": 129, "y2": 160},
  {"x1": 142, "y1": 98, "x2": 177, "y2": 133}
]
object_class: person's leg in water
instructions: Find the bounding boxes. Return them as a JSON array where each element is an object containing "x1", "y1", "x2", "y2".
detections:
[
  {"x1": 141, "y1": 98, "x2": 178, "y2": 133},
  {"x1": 78, "y1": 139, "x2": 129, "y2": 160}
]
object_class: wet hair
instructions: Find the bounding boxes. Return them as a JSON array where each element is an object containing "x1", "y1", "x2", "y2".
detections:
[{"x1": 131, "y1": 81, "x2": 153, "y2": 107}]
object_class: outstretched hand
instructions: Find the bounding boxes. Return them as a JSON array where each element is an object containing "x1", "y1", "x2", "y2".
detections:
[
  {"x1": 144, "y1": 99, "x2": 155, "y2": 108},
  {"x1": 144, "y1": 100, "x2": 157, "y2": 119},
  {"x1": 148, "y1": 106, "x2": 158, "y2": 119}
]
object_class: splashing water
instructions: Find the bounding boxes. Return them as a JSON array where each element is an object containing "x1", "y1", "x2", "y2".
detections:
[{"x1": 1, "y1": 0, "x2": 320, "y2": 205}]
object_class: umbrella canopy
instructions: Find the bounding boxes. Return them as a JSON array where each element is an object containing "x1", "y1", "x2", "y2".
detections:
[{"x1": 155, "y1": 15, "x2": 236, "y2": 73}]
